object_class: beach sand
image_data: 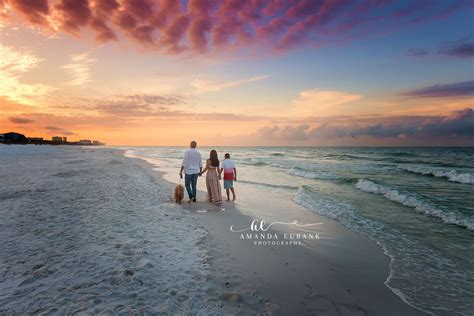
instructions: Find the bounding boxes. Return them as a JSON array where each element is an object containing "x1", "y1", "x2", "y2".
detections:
[
  {"x1": 0, "y1": 146, "x2": 424, "y2": 314},
  {"x1": 128, "y1": 153, "x2": 424, "y2": 315}
]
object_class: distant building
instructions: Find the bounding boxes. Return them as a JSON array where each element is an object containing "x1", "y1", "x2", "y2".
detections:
[
  {"x1": 1, "y1": 132, "x2": 104, "y2": 146},
  {"x1": 2, "y1": 132, "x2": 27, "y2": 143},
  {"x1": 78, "y1": 139, "x2": 92, "y2": 145}
]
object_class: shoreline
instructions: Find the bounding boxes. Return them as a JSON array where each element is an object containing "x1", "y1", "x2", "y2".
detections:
[{"x1": 122, "y1": 148, "x2": 425, "y2": 315}]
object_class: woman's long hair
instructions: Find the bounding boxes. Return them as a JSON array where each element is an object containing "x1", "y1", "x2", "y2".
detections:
[{"x1": 209, "y1": 150, "x2": 219, "y2": 167}]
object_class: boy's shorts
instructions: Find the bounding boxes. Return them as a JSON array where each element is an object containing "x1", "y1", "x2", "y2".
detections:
[{"x1": 224, "y1": 180, "x2": 234, "y2": 189}]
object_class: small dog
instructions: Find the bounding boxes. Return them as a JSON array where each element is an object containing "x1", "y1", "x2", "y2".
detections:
[{"x1": 174, "y1": 184, "x2": 184, "y2": 204}]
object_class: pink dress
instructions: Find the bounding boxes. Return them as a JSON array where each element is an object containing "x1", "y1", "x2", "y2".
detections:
[{"x1": 206, "y1": 165, "x2": 222, "y2": 205}]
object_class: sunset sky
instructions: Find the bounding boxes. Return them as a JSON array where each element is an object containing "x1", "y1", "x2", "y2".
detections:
[{"x1": 0, "y1": 0, "x2": 473, "y2": 146}]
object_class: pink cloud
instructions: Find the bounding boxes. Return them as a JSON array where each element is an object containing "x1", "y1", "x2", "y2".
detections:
[
  {"x1": 187, "y1": 0, "x2": 216, "y2": 52},
  {"x1": 286, "y1": 0, "x2": 321, "y2": 19},
  {"x1": 90, "y1": 17, "x2": 117, "y2": 42},
  {"x1": 54, "y1": 0, "x2": 92, "y2": 34},
  {"x1": 188, "y1": 17, "x2": 212, "y2": 52},
  {"x1": 116, "y1": 12, "x2": 136, "y2": 30},
  {"x1": 150, "y1": 0, "x2": 182, "y2": 28},
  {"x1": 160, "y1": 14, "x2": 191, "y2": 53},
  {"x1": 94, "y1": 0, "x2": 120, "y2": 14},
  {"x1": 187, "y1": 0, "x2": 216, "y2": 15},
  {"x1": 90, "y1": 0, "x2": 119, "y2": 42},
  {"x1": 2, "y1": 0, "x2": 471, "y2": 55},
  {"x1": 9, "y1": 0, "x2": 49, "y2": 25},
  {"x1": 121, "y1": 0, "x2": 154, "y2": 20}
]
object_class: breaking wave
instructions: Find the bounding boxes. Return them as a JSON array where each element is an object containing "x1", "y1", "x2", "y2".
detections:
[
  {"x1": 400, "y1": 165, "x2": 474, "y2": 184},
  {"x1": 355, "y1": 179, "x2": 473, "y2": 230}
]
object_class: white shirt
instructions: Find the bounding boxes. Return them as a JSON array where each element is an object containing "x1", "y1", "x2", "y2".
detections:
[
  {"x1": 221, "y1": 159, "x2": 235, "y2": 170},
  {"x1": 182, "y1": 148, "x2": 202, "y2": 175},
  {"x1": 221, "y1": 159, "x2": 235, "y2": 180}
]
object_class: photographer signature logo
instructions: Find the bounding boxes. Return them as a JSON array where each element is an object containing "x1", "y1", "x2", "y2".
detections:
[{"x1": 230, "y1": 219, "x2": 323, "y2": 246}]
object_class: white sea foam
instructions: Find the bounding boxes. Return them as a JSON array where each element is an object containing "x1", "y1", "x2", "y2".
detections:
[
  {"x1": 287, "y1": 167, "x2": 340, "y2": 180},
  {"x1": 294, "y1": 186, "x2": 385, "y2": 235},
  {"x1": 355, "y1": 179, "x2": 473, "y2": 230},
  {"x1": 400, "y1": 165, "x2": 474, "y2": 184}
]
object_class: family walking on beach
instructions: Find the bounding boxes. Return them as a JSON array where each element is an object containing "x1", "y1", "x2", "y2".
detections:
[{"x1": 179, "y1": 141, "x2": 237, "y2": 206}]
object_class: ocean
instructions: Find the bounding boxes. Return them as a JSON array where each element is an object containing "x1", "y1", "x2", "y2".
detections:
[{"x1": 125, "y1": 146, "x2": 474, "y2": 315}]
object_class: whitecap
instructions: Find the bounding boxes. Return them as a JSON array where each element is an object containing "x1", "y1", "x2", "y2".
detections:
[
  {"x1": 355, "y1": 179, "x2": 473, "y2": 230},
  {"x1": 400, "y1": 165, "x2": 474, "y2": 184}
]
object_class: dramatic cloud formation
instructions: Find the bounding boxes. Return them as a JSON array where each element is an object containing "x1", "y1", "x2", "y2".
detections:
[
  {"x1": 191, "y1": 75, "x2": 268, "y2": 92},
  {"x1": 8, "y1": 116, "x2": 34, "y2": 124},
  {"x1": 401, "y1": 81, "x2": 474, "y2": 98},
  {"x1": 1, "y1": 0, "x2": 470, "y2": 54},
  {"x1": 0, "y1": 45, "x2": 54, "y2": 105},
  {"x1": 407, "y1": 48, "x2": 428, "y2": 58},
  {"x1": 257, "y1": 108, "x2": 474, "y2": 141},
  {"x1": 61, "y1": 52, "x2": 96, "y2": 86},
  {"x1": 439, "y1": 36, "x2": 474, "y2": 58}
]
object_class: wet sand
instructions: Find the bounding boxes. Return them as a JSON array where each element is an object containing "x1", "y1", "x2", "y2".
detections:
[{"x1": 129, "y1": 153, "x2": 425, "y2": 315}]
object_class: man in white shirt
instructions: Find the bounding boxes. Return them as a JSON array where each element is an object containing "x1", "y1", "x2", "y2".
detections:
[{"x1": 179, "y1": 141, "x2": 202, "y2": 203}]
